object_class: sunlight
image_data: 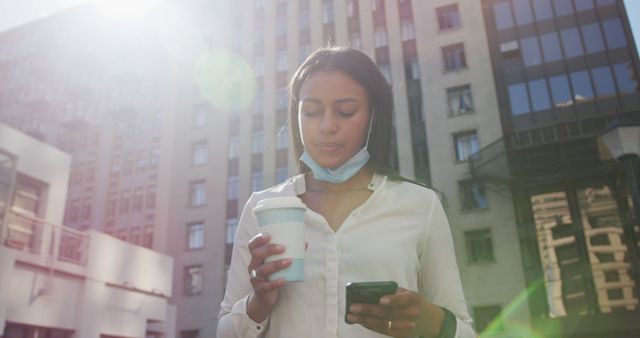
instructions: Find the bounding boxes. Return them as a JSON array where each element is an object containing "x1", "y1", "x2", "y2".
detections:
[{"x1": 90, "y1": 0, "x2": 159, "y2": 20}]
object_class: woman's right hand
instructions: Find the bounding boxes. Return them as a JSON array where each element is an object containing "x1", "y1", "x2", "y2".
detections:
[{"x1": 246, "y1": 233, "x2": 291, "y2": 323}]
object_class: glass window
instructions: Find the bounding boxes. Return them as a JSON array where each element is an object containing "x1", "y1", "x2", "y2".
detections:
[
  {"x1": 374, "y1": 26, "x2": 388, "y2": 47},
  {"x1": 228, "y1": 136, "x2": 239, "y2": 159},
  {"x1": 226, "y1": 218, "x2": 238, "y2": 244},
  {"x1": 521, "y1": 36, "x2": 542, "y2": 66},
  {"x1": 501, "y1": 40, "x2": 522, "y2": 69},
  {"x1": 252, "y1": 131, "x2": 263, "y2": 154},
  {"x1": 473, "y1": 305, "x2": 503, "y2": 332},
  {"x1": 275, "y1": 16, "x2": 286, "y2": 36},
  {"x1": 513, "y1": 0, "x2": 533, "y2": 25},
  {"x1": 570, "y1": 70, "x2": 594, "y2": 103},
  {"x1": 277, "y1": 51, "x2": 288, "y2": 72},
  {"x1": 276, "y1": 167, "x2": 288, "y2": 184},
  {"x1": 460, "y1": 181, "x2": 488, "y2": 211},
  {"x1": 184, "y1": 265, "x2": 203, "y2": 296},
  {"x1": 447, "y1": 85, "x2": 474, "y2": 116},
  {"x1": 189, "y1": 181, "x2": 206, "y2": 207},
  {"x1": 591, "y1": 66, "x2": 616, "y2": 99},
  {"x1": 554, "y1": 0, "x2": 574, "y2": 17},
  {"x1": 254, "y1": 57, "x2": 264, "y2": 77},
  {"x1": 442, "y1": 43, "x2": 466, "y2": 71},
  {"x1": 581, "y1": 23, "x2": 605, "y2": 54},
  {"x1": 193, "y1": 105, "x2": 207, "y2": 127},
  {"x1": 276, "y1": 127, "x2": 289, "y2": 149},
  {"x1": 560, "y1": 28, "x2": 584, "y2": 59},
  {"x1": 299, "y1": 10, "x2": 310, "y2": 29},
  {"x1": 453, "y1": 131, "x2": 479, "y2": 161},
  {"x1": 401, "y1": 20, "x2": 416, "y2": 41},
  {"x1": 540, "y1": 32, "x2": 563, "y2": 62},
  {"x1": 187, "y1": 222, "x2": 204, "y2": 250},
  {"x1": 529, "y1": 79, "x2": 551, "y2": 111},
  {"x1": 322, "y1": 2, "x2": 334, "y2": 24},
  {"x1": 574, "y1": 0, "x2": 594, "y2": 11},
  {"x1": 227, "y1": 176, "x2": 239, "y2": 200},
  {"x1": 613, "y1": 62, "x2": 639, "y2": 95},
  {"x1": 493, "y1": 2, "x2": 514, "y2": 30},
  {"x1": 549, "y1": 75, "x2": 573, "y2": 107},
  {"x1": 533, "y1": 0, "x2": 553, "y2": 21},
  {"x1": 437, "y1": 4, "x2": 461, "y2": 30},
  {"x1": 252, "y1": 171, "x2": 264, "y2": 192},
  {"x1": 602, "y1": 18, "x2": 627, "y2": 50},
  {"x1": 192, "y1": 141, "x2": 208, "y2": 166},
  {"x1": 508, "y1": 83, "x2": 531, "y2": 115},
  {"x1": 464, "y1": 228, "x2": 494, "y2": 262},
  {"x1": 596, "y1": 0, "x2": 616, "y2": 7}
]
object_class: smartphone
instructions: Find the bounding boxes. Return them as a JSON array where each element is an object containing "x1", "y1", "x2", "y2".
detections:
[{"x1": 345, "y1": 281, "x2": 398, "y2": 324}]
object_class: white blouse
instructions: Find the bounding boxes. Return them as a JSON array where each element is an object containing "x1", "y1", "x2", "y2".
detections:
[{"x1": 217, "y1": 174, "x2": 476, "y2": 338}]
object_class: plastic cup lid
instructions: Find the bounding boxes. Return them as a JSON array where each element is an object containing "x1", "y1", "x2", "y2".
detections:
[{"x1": 253, "y1": 197, "x2": 307, "y2": 215}]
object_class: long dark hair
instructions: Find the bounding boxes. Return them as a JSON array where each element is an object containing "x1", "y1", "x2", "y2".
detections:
[{"x1": 288, "y1": 47, "x2": 395, "y2": 175}]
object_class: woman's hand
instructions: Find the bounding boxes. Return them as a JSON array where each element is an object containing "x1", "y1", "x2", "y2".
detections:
[
  {"x1": 246, "y1": 233, "x2": 291, "y2": 323},
  {"x1": 346, "y1": 288, "x2": 445, "y2": 338}
]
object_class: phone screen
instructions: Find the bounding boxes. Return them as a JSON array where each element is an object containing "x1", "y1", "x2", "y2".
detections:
[{"x1": 345, "y1": 281, "x2": 398, "y2": 323}]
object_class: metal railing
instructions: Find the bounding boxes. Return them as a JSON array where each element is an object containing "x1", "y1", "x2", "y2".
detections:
[{"x1": 3, "y1": 208, "x2": 90, "y2": 266}]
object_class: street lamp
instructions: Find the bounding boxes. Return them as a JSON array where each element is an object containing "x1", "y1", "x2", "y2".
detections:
[{"x1": 599, "y1": 116, "x2": 640, "y2": 301}]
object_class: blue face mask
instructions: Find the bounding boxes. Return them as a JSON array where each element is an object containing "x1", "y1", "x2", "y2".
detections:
[{"x1": 300, "y1": 110, "x2": 374, "y2": 183}]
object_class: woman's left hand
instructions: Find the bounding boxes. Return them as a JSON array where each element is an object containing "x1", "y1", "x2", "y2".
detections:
[{"x1": 346, "y1": 287, "x2": 444, "y2": 338}]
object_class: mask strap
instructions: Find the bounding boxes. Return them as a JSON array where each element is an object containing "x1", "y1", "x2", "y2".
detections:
[{"x1": 364, "y1": 109, "x2": 375, "y2": 148}]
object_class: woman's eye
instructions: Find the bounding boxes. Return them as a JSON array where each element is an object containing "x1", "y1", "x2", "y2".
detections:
[
  {"x1": 302, "y1": 111, "x2": 319, "y2": 117},
  {"x1": 338, "y1": 111, "x2": 356, "y2": 117}
]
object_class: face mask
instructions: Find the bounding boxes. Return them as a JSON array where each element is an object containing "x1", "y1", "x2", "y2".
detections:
[{"x1": 300, "y1": 110, "x2": 374, "y2": 183}]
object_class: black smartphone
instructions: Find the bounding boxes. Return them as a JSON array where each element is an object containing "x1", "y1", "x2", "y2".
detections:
[{"x1": 345, "y1": 281, "x2": 398, "y2": 324}]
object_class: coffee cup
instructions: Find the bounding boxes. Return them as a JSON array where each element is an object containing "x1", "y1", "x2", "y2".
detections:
[{"x1": 253, "y1": 197, "x2": 307, "y2": 282}]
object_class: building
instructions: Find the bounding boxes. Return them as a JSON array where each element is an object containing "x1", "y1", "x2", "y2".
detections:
[{"x1": 0, "y1": 123, "x2": 176, "y2": 337}]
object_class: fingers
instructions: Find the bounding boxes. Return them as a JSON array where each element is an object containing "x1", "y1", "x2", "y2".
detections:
[
  {"x1": 251, "y1": 258, "x2": 292, "y2": 281},
  {"x1": 346, "y1": 314, "x2": 416, "y2": 337},
  {"x1": 380, "y1": 288, "x2": 420, "y2": 310},
  {"x1": 248, "y1": 233, "x2": 286, "y2": 268}
]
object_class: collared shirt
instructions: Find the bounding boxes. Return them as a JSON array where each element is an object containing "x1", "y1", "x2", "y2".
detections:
[{"x1": 217, "y1": 174, "x2": 476, "y2": 338}]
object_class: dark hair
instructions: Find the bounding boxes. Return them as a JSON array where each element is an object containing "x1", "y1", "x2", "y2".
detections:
[{"x1": 288, "y1": 47, "x2": 395, "y2": 175}]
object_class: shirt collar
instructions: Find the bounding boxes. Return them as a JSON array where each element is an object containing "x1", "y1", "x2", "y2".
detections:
[{"x1": 289, "y1": 172, "x2": 387, "y2": 195}]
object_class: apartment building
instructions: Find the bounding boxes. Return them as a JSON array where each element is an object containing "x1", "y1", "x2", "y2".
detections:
[{"x1": 0, "y1": 123, "x2": 175, "y2": 338}]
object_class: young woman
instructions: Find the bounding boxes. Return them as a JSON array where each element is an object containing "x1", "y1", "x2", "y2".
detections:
[{"x1": 217, "y1": 47, "x2": 476, "y2": 338}]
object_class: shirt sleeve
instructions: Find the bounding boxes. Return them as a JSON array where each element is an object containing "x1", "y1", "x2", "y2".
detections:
[
  {"x1": 217, "y1": 193, "x2": 270, "y2": 338},
  {"x1": 419, "y1": 191, "x2": 476, "y2": 338}
]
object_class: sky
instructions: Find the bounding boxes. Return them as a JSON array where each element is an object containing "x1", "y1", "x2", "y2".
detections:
[{"x1": 0, "y1": 0, "x2": 638, "y2": 52}]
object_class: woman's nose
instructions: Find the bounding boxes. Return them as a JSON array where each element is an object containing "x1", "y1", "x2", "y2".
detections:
[{"x1": 319, "y1": 112, "x2": 338, "y2": 133}]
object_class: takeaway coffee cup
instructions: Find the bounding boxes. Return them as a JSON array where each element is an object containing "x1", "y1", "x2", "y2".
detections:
[{"x1": 253, "y1": 197, "x2": 307, "y2": 282}]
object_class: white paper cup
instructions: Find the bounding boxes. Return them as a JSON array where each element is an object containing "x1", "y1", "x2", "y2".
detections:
[{"x1": 253, "y1": 197, "x2": 306, "y2": 282}]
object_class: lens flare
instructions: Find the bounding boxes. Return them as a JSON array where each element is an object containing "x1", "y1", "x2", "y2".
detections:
[{"x1": 194, "y1": 49, "x2": 256, "y2": 112}]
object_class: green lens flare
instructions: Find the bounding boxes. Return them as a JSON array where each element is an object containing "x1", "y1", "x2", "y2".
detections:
[{"x1": 194, "y1": 49, "x2": 256, "y2": 112}]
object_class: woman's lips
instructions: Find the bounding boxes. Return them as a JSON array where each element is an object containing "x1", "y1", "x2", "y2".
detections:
[{"x1": 317, "y1": 142, "x2": 342, "y2": 152}]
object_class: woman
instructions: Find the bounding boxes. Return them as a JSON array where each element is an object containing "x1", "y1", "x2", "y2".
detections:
[{"x1": 217, "y1": 47, "x2": 476, "y2": 338}]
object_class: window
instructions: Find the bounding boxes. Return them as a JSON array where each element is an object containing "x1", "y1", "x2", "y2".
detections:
[
  {"x1": 613, "y1": 62, "x2": 639, "y2": 95},
  {"x1": 493, "y1": 2, "x2": 514, "y2": 30},
  {"x1": 533, "y1": 0, "x2": 553, "y2": 21},
  {"x1": 508, "y1": 83, "x2": 531, "y2": 115},
  {"x1": 252, "y1": 171, "x2": 264, "y2": 192},
  {"x1": 130, "y1": 227, "x2": 141, "y2": 245},
  {"x1": 560, "y1": 28, "x2": 584, "y2": 59},
  {"x1": 106, "y1": 199, "x2": 116, "y2": 217},
  {"x1": 554, "y1": 0, "x2": 574, "y2": 17},
  {"x1": 453, "y1": 131, "x2": 479, "y2": 161},
  {"x1": 299, "y1": 44, "x2": 311, "y2": 63},
  {"x1": 322, "y1": 2, "x2": 334, "y2": 24},
  {"x1": 119, "y1": 190, "x2": 130, "y2": 214},
  {"x1": 347, "y1": 0, "x2": 355, "y2": 17},
  {"x1": 276, "y1": 16, "x2": 286, "y2": 37},
  {"x1": 442, "y1": 43, "x2": 466, "y2": 71},
  {"x1": 187, "y1": 222, "x2": 204, "y2": 250},
  {"x1": 596, "y1": 0, "x2": 616, "y2": 6},
  {"x1": 378, "y1": 63, "x2": 391, "y2": 84},
  {"x1": 575, "y1": 0, "x2": 594, "y2": 11},
  {"x1": 136, "y1": 151, "x2": 148, "y2": 171},
  {"x1": 540, "y1": 32, "x2": 562, "y2": 62},
  {"x1": 436, "y1": 4, "x2": 460, "y2": 30},
  {"x1": 132, "y1": 189, "x2": 143, "y2": 212},
  {"x1": 228, "y1": 136, "x2": 239, "y2": 159},
  {"x1": 528, "y1": 78, "x2": 551, "y2": 111},
  {"x1": 276, "y1": 167, "x2": 288, "y2": 184},
  {"x1": 276, "y1": 127, "x2": 289, "y2": 149},
  {"x1": 447, "y1": 85, "x2": 473, "y2": 116},
  {"x1": 184, "y1": 265, "x2": 203, "y2": 295},
  {"x1": 520, "y1": 36, "x2": 542, "y2": 66},
  {"x1": 254, "y1": 89, "x2": 264, "y2": 114},
  {"x1": 570, "y1": 70, "x2": 594, "y2": 103},
  {"x1": 465, "y1": 229, "x2": 494, "y2": 263},
  {"x1": 277, "y1": 51, "x2": 288, "y2": 72},
  {"x1": 299, "y1": 10, "x2": 310, "y2": 30},
  {"x1": 549, "y1": 75, "x2": 573, "y2": 107},
  {"x1": 500, "y1": 40, "x2": 522, "y2": 68},
  {"x1": 146, "y1": 186, "x2": 156, "y2": 209},
  {"x1": 193, "y1": 105, "x2": 207, "y2": 127},
  {"x1": 591, "y1": 66, "x2": 616, "y2": 99},
  {"x1": 227, "y1": 176, "x2": 239, "y2": 200},
  {"x1": 192, "y1": 141, "x2": 208, "y2": 166},
  {"x1": 602, "y1": 18, "x2": 627, "y2": 50},
  {"x1": 401, "y1": 20, "x2": 415, "y2": 41},
  {"x1": 226, "y1": 218, "x2": 238, "y2": 244},
  {"x1": 374, "y1": 26, "x2": 388, "y2": 48},
  {"x1": 181, "y1": 330, "x2": 200, "y2": 338},
  {"x1": 143, "y1": 226, "x2": 153, "y2": 248},
  {"x1": 189, "y1": 181, "x2": 206, "y2": 207},
  {"x1": 459, "y1": 181, "x2": 488, "y2": 210},
  {"x1": 473, "y1": 305, "x2": 503, "y2": 332},
  {"x1": 408, "y1": 60, "x2": 421, "y2": 80},
  {"x1": 276, "y1": 87, "x2": 288, "y2": 109},
  {"x1": 150, "y1": 147, "x2": 160, "y2": 167},
  {"x1": 512, "y1": 0, "x2": 533, "y2": 25},
  {"x1": 252, "y1": 131, "x2": 263, "y2": 154},
  {"x1": 581, "y1": 23, "x2": 605, "y2": 54}
]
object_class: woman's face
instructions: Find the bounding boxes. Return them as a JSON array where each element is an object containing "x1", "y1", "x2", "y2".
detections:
[{"x1": 298, "y1": 70, "x2": 371, "y2": 170}]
